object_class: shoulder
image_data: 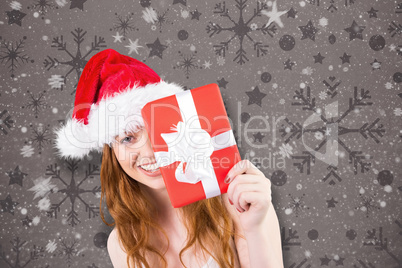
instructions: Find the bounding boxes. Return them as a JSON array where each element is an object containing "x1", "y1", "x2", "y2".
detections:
[{"x1": 107, "y1": 227, "x2": 131, "y2": 268}]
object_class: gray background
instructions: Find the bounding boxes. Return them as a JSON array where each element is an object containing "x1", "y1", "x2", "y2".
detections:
[{"x1": 0, "y1": 0, "x2": 401, "y2": 267}]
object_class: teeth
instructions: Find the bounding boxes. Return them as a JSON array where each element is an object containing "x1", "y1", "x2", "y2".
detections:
[{"x1": 139, "y1": 163, "x2": 159, "y2": 171}]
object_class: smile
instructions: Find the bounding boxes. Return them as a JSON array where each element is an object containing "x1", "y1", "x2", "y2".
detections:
[{"x1": 137, "y1": 163, "x2": 162, "y2": 177}]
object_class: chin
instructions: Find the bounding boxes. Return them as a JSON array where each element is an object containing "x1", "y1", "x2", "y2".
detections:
[
  {"x1": 145, "y1": 176, "x2": 166, "y2": 190},
  {"x1": 126, "y1": 166, "x2": 165, "y2": 190}
]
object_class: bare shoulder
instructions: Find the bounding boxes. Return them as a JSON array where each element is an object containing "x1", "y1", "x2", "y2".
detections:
[{"x1": 107, "y1": 227, "x2": 130, "y2": 268}]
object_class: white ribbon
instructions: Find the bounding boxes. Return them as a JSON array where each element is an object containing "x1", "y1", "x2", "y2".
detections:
[{"x1": 154, "y1": 90, "x2": 236, "y2": 199}]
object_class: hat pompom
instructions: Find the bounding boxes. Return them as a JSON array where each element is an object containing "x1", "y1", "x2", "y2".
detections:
[{"x1": 53, "y1": 118, "x2": 98, "y2": 160}]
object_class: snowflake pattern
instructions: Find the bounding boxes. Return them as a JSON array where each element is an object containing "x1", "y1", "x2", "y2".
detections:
[
  {"x1": 0, "y1": 237, "x2": 45, "y2": 268},
  {"x1": 385, "y1": 82, "x2": 394, "y2": 90},
  {"x1": 206, "y1": 0, "x2": 277, "y2": 65},
  {"x1": 319, "y1": 90, "x2": 328, "y2": 100},
  {"x1": 29, "y1": 176, "x2": 58, "y2": 200},
  {"x1": 0, "y1": 36, "x2": 32, "y2": 78},
  {"x1": 0, "y1": 1, "x2": 400, "y2": 267},
  {"x1": 28, "y1": 0, "x2": 58, "y2": 19},
  {"x1": 22, "y1": 90, "x2": 48, "y2": 118},
  {"x1": 48, "y1": 74, "x2": 65, "y2": 90},
  {"x1": 0, "y1": 110, "x2": 14, "y2": 135},
  {"x1": 275, "y1": 143, "x2": 294, "y2": 159},
  {"x1": 20, "y1": 144, "x2": 34, "y2": 157},
  {"x1": 45, "y1": 240, "x2": 57, "y2": 253},
  {"x1": 110, "y1": 12, "x2": 138, "y2": 39},
  {"x1": 44, "y1": 159, "x2": 101, "y2": 226},
  {"x1": 285, "y1": 193, "x2": 310, "y2": 217},
  {"x1": 394, "y1": 108, "x2": 402, "y2": 116},
  {"x1": 29, "y1": 123, "x2": 52, "y2": 154},
  {"x1": 301, "y1": 66, "x2": 313, "y2": 75},
  {"x1": 44, "y1": 28, "x2": 106, "y2": 95},
  {"x1": 56, "y1": 238, "x2": 83, "y2": 267},
  {"x1": 280, "y1": 86, "x2": 385, "y2": 185},
  {"x1": 355, "y1": 192, "x2": 381, "y2": 218},
  {"x1": 173, "y1": 51, "x2": 202, "y2": 79},
  {"x1": 216, "y1": 55, "x2": 225, "y2": 65},
  {"x1": 143, "y1": 7, "x2": 173, "y2": 32}
]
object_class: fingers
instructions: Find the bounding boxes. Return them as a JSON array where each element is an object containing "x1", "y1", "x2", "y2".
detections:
[
  {"x1": 226, "y1": 174, "x2": 272, "y2": 212},
  {"x1": 238, "y1": 191, "x2": 271, "y2": 212},
  {"x1": 231, "y1": 183, "x2": 258, "y2": 212},
  {"x1": 224, "y1": 160, "x2": 264, "y2": 184}
]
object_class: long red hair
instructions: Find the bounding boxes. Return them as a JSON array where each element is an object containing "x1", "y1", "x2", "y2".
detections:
[{"x1": 100, "y1": 144, "x2": 238, "y2": 268}]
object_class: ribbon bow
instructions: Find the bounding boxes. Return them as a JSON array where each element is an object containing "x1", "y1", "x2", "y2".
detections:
[
  {"x1": 153, "y1": 90, "x2": 237, "y2": 199},
  {"x1": 158, "y1": 121, "x2": 216, "y2": 184}
]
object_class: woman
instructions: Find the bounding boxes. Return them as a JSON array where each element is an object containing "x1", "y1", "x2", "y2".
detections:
[{"x1": 54, "y1": 49, "x2": 283, "y2": 268}]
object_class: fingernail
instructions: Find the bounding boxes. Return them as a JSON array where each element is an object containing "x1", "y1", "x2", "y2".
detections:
[
  {"x1": 236, "y1": 207, "x2": 243, "y2": 213},
  {"x1": 229, "y1": 199, "x2": 233, "y2": 205},
  {"x1": 224, "y1": 175, "x2": 231, "y2": 184}
]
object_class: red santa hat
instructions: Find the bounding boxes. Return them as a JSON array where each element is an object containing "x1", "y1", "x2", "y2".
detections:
[{"x1": 54, "y1": 48, "x2": 184, "y2": 159}]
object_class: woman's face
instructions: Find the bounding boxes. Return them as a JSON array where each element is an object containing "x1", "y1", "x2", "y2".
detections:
[{"x1": 111, "y1": 128, "x2": 165, "y2": 190}]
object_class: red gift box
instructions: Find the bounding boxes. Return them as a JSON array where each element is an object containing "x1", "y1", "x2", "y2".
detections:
[{"x1": 141, "y1": 83, "x2": 241, "y2": 208}]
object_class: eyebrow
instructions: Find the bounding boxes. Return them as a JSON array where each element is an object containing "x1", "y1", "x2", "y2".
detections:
[{"x1": 115, "y1": 129, "x2": 143, "y2": 140}]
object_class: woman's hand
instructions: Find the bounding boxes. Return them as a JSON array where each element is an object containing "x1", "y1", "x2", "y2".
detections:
[{"x1": 223, "y1": 159, "x2": 272, "y2": 233}]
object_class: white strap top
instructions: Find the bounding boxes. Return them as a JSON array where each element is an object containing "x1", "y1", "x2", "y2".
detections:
[
  {"x1": 139, "y1": 255, "x2": 219, "y2": 268},
  {"x1": 202, "y1": 255, "x2": 219, "y2": 268}
]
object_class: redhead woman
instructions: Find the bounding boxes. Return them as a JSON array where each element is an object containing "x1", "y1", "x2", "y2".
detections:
[{"x1": 54, "y1": 49, "x2": 284, "y2": 268}]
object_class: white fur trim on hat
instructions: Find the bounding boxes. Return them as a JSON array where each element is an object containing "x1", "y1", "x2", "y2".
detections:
[{"x1": 53, "y1": 81, "x2": 184, "y2": 159}]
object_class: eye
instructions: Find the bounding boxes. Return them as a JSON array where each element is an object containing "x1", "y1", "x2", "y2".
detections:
[{"x1": 120, "y1": 136, "x2": 136, "y2": 144}]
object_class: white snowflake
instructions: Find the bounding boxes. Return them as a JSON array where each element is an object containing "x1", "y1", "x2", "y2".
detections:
[
  {"x1": 125, "y1": 38, "x2": 142, "y2": 55},
  {"x1": 32, "y1": 216, "x2": 40, "y2": 226},
  {"x1": 319, "y1": 17, "x2": 328, "y2": 27},
  {"x1": 37, "y1": 197, "x2": 51, "y2": 211},
  {"x1": 142, "y1": 7, "x2": 157, "y2": 23},
  {"x1": 250, "y1": 23, "x2": 258, "y2": 31},
  {"x1": 10, "y1": 1, "x2": 22, "y2": 10},
  {"x1": 29, "y1": 176, "x2": 58, "y2": 199},
  {"x1": 389, "y1": 44, "x2": 396, "y2": 51},
  {"x1": 180, "y1": 8, "x2": 190, "y2": 19},
  {"x1": 55, "y1": 0, "x2": 68, "y2": 7},
  {"x1": 279, "y1": 98, "x2": 285, "y2": 104},
  {"x1": 394, "y1": 108, "x2": 402, "y2": 116},
  {"x1": 385, "y1": 82, "x2": 393, "y2": 89},
  {"x1": 378, "y1": 109, "x2": 386, "y2": 116},
  {"x1": 48, "y1": 75, "x2": 65, "y2": 89},
  {"x1": 315, "y1": 131, "x2": 324, "y2": 140},
  {"x1": 319, "y1": 91, "x2": 328, "y2": 100},
  {"x1": 203, "y1": 60, "x2": 212, "y2": 69},
  {"x1": 217, "y1": 56, "x2": 225, "y2": 66},
  {"x1": 302, "y1": 67, "x2": 313, "y2": 75},
  {"x1": 20, "y1": 144, "x2": 34, "y2": 157},
  {"x1": 46, "y1": 240, "x2": 57, "y2": 253},
  {"x1": 277, "y1": 143, "x2": 294, "y2": 159}
]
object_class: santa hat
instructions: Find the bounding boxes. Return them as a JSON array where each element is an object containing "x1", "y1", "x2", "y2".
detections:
[{"x1": 54, "y1": 48, "x2": 184, "y2": 159}]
